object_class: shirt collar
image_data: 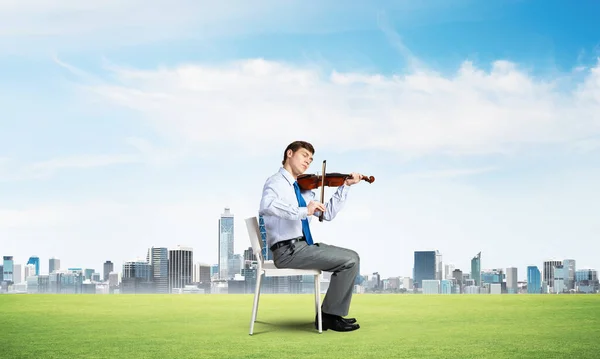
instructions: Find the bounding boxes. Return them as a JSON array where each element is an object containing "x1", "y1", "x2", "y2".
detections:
[{"x1": 279, "y1": 167, "x2": 296, "y2": 186}]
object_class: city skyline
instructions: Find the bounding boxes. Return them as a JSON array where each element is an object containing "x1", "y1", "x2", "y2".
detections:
[
  {"x1": 2, "y1": 1, "x2": 600, "y2": 279},
  {"x1": 3, "y1": 245, "x2": 599, "y2": 296},
  {"x1": 2, "y1": 230, "x2": 596, "y2": 284}
]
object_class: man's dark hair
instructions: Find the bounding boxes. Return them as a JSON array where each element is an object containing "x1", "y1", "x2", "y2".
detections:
[{"x1": 282, "y1": 140, "x2": 315, "y2": 165}]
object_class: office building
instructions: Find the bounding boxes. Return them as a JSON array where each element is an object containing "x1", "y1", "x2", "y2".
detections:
[
  {"x1": 562, "y1": 259, "x2": 576, "y2": 290},
  {"x1": 169, "y1": 246, "x2": 193, "y2": 291},
  {"x1": 543, "y1": 260, "x2": 562, "y2": 290},
  {"x1": 527, "y1": 266, "x2": 541, "y2": 294},
  {"x1": 219, "y1": 208, "x2": 234, "y2": 279},
  {"x1": 49, "y1": 257, "x2": 60, "y2": 274},
  {"x1": 103, "y1": 261, "x2": 114, "y2": 282},
  {"x1": 147, "y1": 247, "x2": 169, "y2": 293},
  {"x1": 2, "y1": 256, "x2": 14, "y2": 283},
  {"x1": 471, "y1": 252, "x2": 481, "y2": 286},
  {"x1": 506, "y1": 267, "x2": 518, "y2": 294},
  {"x1": 27, "y1": 256, "x2": 40, "y2": 276},
  {"x1": 413, "y1": 251, "x2": 436, "y2": 289}
]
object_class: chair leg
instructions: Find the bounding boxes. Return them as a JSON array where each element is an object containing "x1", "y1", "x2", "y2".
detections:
[
  {"x1": 315, "y1": 274, "x2": 322, "y2": 334},
  {"x1": 249, "y1": 272, "x2": 263, "y2": 335}
]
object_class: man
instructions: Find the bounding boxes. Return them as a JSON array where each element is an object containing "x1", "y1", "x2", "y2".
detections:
[{"x1": 259, "y1": 140, "x2": 363, "y2": 332}]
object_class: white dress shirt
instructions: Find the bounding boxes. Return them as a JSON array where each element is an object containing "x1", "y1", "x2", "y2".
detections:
[{"x1": 259, "y1": 167, "x2": 350, "y2": 249}]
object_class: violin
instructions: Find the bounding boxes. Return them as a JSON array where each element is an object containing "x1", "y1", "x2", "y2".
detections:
[
  {"x1": 297, "y1": 160, "x2": 375, "y2": 222},
  {"x1": 296, "y1": 173, "x2": 375, "y2": 190}
]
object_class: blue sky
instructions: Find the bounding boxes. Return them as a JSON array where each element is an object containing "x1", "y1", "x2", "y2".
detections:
[{"x1": 1, "y1": 0, "x2": 600, "y2": 281}]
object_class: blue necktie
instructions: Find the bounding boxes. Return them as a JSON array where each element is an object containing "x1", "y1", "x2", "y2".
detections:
[{"x1": 293, "y1": 181, "x2": 314, "y2": 245}]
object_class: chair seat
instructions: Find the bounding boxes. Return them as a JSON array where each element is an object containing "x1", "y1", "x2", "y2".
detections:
[
  {"x1": 262, "y1": 260, "x2": 321, "y2": 277},
  {"x1": 246, "y1": 216, "x2": 322, "y2": 334}
]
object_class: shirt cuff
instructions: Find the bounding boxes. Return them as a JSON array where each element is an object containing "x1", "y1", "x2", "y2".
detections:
[
  {"x1": 338, "y1": 183, "x2": 351, "y2": 198},
  {"x1": 299, "y1": 207, "x2": 309, "y2": 219}
]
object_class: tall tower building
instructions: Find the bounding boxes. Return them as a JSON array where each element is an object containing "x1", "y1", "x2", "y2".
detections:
[
  {"x1": 121, "y1": 260, "x2": 152, "y2": 294},
  {"x1": 452, "y1": 269, "x2": 463, "y2": 292},
  {"x1": 562, "y1": 259, "x2": 576, "y2": 290},
  {"x1": 444, "y1": 264, "x2": 455, "y2": 282},
  {"x1": 506, "y1": 267, "x2": 518, "y2": 294},
  {"x1": 435, "y1": 251, "x2": 443, "y2": 280},
  {"x1": 527, "y1": 266, "x2": 541, "y2": 293},
  {"x1": 193, "y1": 262, "x2": 212, "y2": 284},
  {"x1": 471, "y1": 252, "x2": 481, "y2": 286},
  {"x1": 12, "y1": 264, "x2": 22, "y2": 284},
  {"x1": 24, "y1": 264, "x2": 36, "y2": 279},
  {"x1": 219, "y1": 208, "x2": 234, "y2": 280},
  {"x1": 413, "y1": 251, "x2": 436, "y2": 289},
  {"x1": 27, "y1": 256, "x2": 40, "y2": 276},
  {"x1": 2, "y1": 256, "x2": 14, "y2": 283},
  {"x1": 543, "y1": 260, "x2": 562, "y2": 289},
  {"x1": 147, "y1": 247, "x2": 169, "y2": 293},
  {"x1": 169, "y1": 246, "x2": 193, "y2": 291},
  {"x1": 49, "y1": 257, "x2": 60, "y2": 274},
  {"x1": 103, "y1": 261, "x2": 114, "y2": 282}
]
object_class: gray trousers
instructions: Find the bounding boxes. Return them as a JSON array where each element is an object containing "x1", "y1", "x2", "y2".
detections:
[{"x1": 272, "y1": 240, "x2": 360, "y2": 317}]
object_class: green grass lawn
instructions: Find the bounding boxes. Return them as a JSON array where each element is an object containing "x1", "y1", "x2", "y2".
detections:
[{"x1": 2, "y1": 293, "x2": 600, "y2": 358}]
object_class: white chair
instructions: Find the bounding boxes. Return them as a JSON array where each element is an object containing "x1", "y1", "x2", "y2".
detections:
[{"x1": 245, "y1": 216, "x2": 322, "y2": 335}]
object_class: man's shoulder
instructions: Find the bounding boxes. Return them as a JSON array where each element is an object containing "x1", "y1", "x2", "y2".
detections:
[
  {"x1": 263, "y1": 171, "x2": 281, "y2": 184},
  {"x1": 263, "y1": 168, "x2": 289, "y2": 186}
]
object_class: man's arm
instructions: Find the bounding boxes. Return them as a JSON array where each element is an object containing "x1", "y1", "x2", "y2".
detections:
[
  {"x1": 309, "y1": 184, "x2": 350, "y2": 221},
  {"x1": 259, "y1": 182, "x2": 309, "y2": 221}
]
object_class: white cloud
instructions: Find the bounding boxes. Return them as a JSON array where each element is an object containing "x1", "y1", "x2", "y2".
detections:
[
  {"x1": 0, "y1": 153, "x2": 139, "y2": 181},
  {"x1": 0, "y1": 136, "x2": 190, "y2": 181},
  {"x1": 0, "y1": 0, "x2": 376, "y2": 54},
  {"x1": 398, "y1": 166, "x2": 498, "y2": 180},
  {"x1": 30, "y1": 154, "x2": 139, "y2": 171},
  {"x1": 76, "y1": 57, "x2": 600, "y2": 160}
]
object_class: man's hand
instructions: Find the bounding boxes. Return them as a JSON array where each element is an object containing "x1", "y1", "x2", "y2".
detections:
[
  {"x1": 307, "y1": 200, "x2": 326, "y2": 216},
  {"x1": 344, "y1": 172, "x2": 362, "y2": 186}
]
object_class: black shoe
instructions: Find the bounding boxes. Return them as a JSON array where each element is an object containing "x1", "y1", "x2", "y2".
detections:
[
  {"x1": 340, "y1": 317, "x2": 357, "y2": 324},
  {"x1": 316, "y1": 312, "x2": 358, "y2": 324},
  {"x1": 315, "y1": 314, "x2": 360, "y2": 332}
]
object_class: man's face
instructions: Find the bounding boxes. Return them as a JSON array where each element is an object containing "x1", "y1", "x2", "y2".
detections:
[{"x1": 288, "y1": 148, "x2": 313, "y2": 175}]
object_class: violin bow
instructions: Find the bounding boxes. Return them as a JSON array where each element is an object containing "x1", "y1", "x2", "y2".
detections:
[{"x1": 319, "y1": 160, "x2": 326, "y2": 222}]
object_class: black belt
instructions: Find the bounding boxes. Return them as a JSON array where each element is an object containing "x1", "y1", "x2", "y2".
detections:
[{"x1": 270, "y1": 236, "x2": 305, "y2": 251}]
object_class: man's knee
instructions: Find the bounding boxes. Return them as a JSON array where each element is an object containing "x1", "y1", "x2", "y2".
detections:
[
  {"x1": 348, "y1": 250, "x2": 360, "y2": 266},
  {"x1": 344, "y1": 250, "x2": 360, "y2": 271}
]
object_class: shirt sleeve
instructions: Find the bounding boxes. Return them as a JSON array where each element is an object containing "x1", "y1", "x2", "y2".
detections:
[
  {"x1": 259, "y1": 180, "x2": 308, "y2": 220},
  {"x1": 310, "y1": 184, "x2": 350, "y2": 221}
]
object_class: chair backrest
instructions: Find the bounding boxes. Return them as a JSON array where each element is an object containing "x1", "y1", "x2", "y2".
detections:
[{"x1": 245, "y1": 217, "x2": 264, "y2": 264}]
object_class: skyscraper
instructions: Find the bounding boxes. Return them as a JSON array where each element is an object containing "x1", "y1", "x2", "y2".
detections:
[
  {"x1": 27, "y1": 256, "x2": 40, "y2": 276},
  {"x1": 562, "y1": 259, "x2": 576, "y2": 290},
  {"x1": 12, "y1": 264, "x2": 22, "y2": 284},
  {"x1": 147, "y1": 247, "x2": 169, "y2": 293},
  {"x1": 219, "y1": 208, "x2": 234, "y2": 280},
  {"x1": 543, "y1": 260, "x2": 562, "y2": 289},
  {"x1": 121, "y1": 260, "x2": 152, "y2": 294},
  {"x1": 169, "y1": 246, "x2": 193, "y2": 291},
  {"x1": 2, "y1": 256, "x2": 14, "y2": 283},
  {"x1": 49, "y1": 257, "x2": 60, "y2": 274},
  {"x1": 471, "y1": 252, "x2": 481, "y2": 286},
  {"x1": 506, "y1": 267, "x2": 518, "y2": 294},
  {"x1": 436, "y1": 251, "x2": 443, "y2": 280},
  {"x1": 527, "y1": 266, "x2": 541, "y2": 294},
  {"x1": 103, "y1": 261, "x2": 114, "y2": 282},
  {"x1": 413, "y1": 251, "x2": 436, "y2": 289}
]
